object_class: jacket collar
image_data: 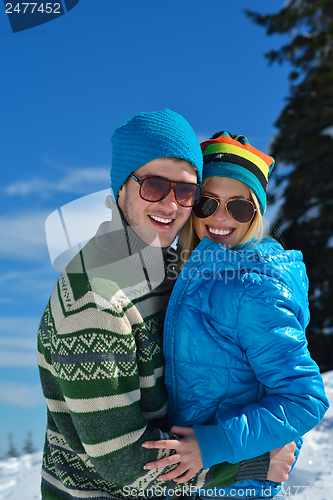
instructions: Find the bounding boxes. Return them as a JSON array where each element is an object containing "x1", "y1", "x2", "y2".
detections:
[{"x1": 181, "y1": 236, "x2": 304, "y2": 282}]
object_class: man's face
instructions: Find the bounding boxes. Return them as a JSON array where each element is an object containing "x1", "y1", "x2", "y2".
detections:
[{"x1": 118, "y1": 158, "x2": 198, "y2": 247}]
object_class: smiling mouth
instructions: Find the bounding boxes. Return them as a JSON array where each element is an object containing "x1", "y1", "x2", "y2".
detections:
[
  {"x1": 207, "y1": 227, "x2": 234, "y2": 236},
  {"x1": 148, "y1": 215, "x2": 177, "y2": 230},
  {"x1": 150, "y1": 215, "x2": 173, "y2": 224}
]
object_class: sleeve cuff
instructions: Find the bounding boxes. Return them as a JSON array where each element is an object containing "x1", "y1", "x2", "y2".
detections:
[
  {"x1": 193, "y1": 423, "x2": 234, "y2": 468},
  {"x1": 236, "y1": 452, "x2": 271, "y2": 482}
]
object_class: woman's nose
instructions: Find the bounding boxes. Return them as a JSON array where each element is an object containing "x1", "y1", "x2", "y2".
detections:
[{"x1": 212, "y1": 202, "x2": 230, "y2": 221}]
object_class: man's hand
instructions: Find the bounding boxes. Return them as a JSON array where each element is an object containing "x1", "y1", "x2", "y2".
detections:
[
  {"x1": 142, "y1": 426, "x2": 203, "y2": 483},
  {"x1": 268, "y1": 442, "x2": 297, "y2": 482}
]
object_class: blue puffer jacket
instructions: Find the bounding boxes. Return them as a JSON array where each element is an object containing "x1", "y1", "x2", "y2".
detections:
[{"x1": 164, "y1": 237, "x2": 329, "y2": 498}]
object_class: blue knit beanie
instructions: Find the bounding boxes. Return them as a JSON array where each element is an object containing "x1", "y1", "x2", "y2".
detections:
[{"x1": 110, "y1": 109, "x2": 203, "y2": 199}]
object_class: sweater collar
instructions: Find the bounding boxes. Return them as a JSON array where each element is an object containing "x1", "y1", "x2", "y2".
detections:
[{"x1": 92, "y1": 197, "x2": 168, "y2": 291}]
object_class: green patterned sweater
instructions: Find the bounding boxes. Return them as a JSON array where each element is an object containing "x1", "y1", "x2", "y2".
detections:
[{"x1": 38, "y1": 214, "x2": 269, "y2": 500}]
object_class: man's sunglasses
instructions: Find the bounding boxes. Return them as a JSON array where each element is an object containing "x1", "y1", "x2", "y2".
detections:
[
  {"x1": 130, "y1": 174, "x2": 202, "y2": 208},
  {"x1": 193, "y1": 196, "x2": 256, "y2": 224}
]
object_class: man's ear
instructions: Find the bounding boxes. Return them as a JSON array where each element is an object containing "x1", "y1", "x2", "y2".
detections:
[{"x1": 117, "y1": 184, "x2": 125, "y2": 208}]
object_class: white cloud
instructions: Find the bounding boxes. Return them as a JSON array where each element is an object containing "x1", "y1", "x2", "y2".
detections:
[
  {"x1": 0, "y1": 317, "x2": 41, "y2": 336},
  {"x1": 0, "y1": 267, "x2": 56, "y2": 304},
  {"x1": 0, "y1": 317, "x2": 40, "y2": 368},
  {"x1": 0, "y1": 337, "x2": 36, "y2": 349},
  {"x1": 0, "y1": 210, "x2": 49, "y2": 261},
  {"x1": 4, "y1": 167, "x2": 110, "y2": 196},
  {"x1": 0, "y1": 350, "x2": 37, "y2": 368},
  {"x1": 0, "y1": 382, "x2": 43, "y2": 407},
  {"x1": 0, "y1": 187, "x2": 111, "y2": 267},
  {"x1": 45, "y1": 189, "x2": 111, "y2": 270}
]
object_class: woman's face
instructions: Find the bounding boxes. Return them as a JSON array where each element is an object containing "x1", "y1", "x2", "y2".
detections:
[{"x1": 193, "y1": 176, "x2": 253, "y2": 248}]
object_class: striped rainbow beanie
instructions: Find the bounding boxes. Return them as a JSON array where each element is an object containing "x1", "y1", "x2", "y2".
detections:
[
  {"x1": 110, "y1": 109, "x2": 203, "y2": 199},
  {"x1": 200, "y1": 131, "x2": 275, "y2": 214}
]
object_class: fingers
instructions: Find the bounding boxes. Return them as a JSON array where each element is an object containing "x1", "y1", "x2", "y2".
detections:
[
  {"x1": 170, "y1": 425, "x2": 192, "y2": 436},
  {"x1": 142, "y1": 427, "x2": 203, "y2": 484},
  {"x1": 145, "y1": 457, "x2": 200, "y2": 483},
  {"x1": 272, "y1": 443, "x2": 297, "y2": 465},
  {"x1": 142, "y1": 427, "x2": 195, "y2": 449},
  {"x1": 142, "y1": 439, "x2": 180, "y2": 449},
  {"x1": 157, "y1": 464, "x2": 190, "y2": 482},
  {"x1": 173, "y1": 469, "x2": 198, "y2": 483},
  {"x1": 145, "y1": 454, "x2": 181, "y2": 470},
  {"x1": 287, "y1": 441, "x2": 297, "y2": 453},
  {"x1": 268, "y1": 442, "x2": 297, "y2": 482}
]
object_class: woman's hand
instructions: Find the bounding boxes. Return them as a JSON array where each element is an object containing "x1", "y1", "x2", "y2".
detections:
[
  {"x1": 268, "y1": 442, "x2": 297, "y2": 482},
  {"x1": 142, "y1": 425, "x2": 203, "y2": 483}
]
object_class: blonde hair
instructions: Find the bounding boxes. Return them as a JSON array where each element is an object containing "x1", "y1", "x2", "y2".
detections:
[{"x1": 177, "y1": 177, "x2": 265, "y2": 269}]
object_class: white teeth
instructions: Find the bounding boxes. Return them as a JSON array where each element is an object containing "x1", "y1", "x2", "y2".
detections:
[
  {"x1": 150, "y1": 215, "x2": 173, "y2": 224},
  {"x1": 208, "y1": 227, "x2": 232, "y2": 236}
]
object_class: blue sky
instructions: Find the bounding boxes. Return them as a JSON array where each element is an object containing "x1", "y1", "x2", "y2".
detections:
[{"x1": 0, "y1": 0, "x2": 290, "y2": 455}]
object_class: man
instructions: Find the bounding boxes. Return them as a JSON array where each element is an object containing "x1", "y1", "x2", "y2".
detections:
[{"x1": 38, "y1": 109, "x2": 295, "y2": 500}]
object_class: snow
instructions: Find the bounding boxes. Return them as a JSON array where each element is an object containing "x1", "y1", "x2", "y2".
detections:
[
  {"x1": 327, "y1": 236, "x2": 333, "y2": 249},
  {"x1": 0, "y1": 372, "x2": 332, "y2": 500},
  {"x1": 283, "y1": 370, "x2": 333, "y2": 499},
  {"x1": 297, "y1": 205, "x2": 321, "y2": 224},
  {"x1": 0, "y1": 451, "x2": 42, "y2": 499},
  {"x1": 321, "y1": 126, "x2": 333, "y2": 138}
]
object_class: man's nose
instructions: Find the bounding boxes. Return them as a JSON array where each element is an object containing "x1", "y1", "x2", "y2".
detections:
[{"x1": 158, "y1": 189, "x2": 178, "y2": 210}]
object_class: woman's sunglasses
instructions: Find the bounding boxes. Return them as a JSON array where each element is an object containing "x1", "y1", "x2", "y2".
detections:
[
  {"x1": 193, "y1": 196, "x2": 256, "y2": 224},
  {"x1": 130, "y1": 174, "x2": 202, "y2": 208}
]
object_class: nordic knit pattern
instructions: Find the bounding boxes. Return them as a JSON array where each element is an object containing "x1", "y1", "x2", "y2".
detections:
[
  {"x1": 38, "y1": 252, "x2": 174, "y2": 500},
  {"x1": 37, "y1": 214, "x2": 263, "y2": 500}
]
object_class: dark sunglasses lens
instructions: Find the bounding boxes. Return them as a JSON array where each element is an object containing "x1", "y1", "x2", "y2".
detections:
[
  {"x1": 226, "y1": 199, "x2": 255, "y2": 223},
  {"x1": 141, "y1": 178, "x2": 170, "y2": 201},
  {"x1": 192, "y1": 196, "x2": 219, "y2": 218},
  {"x1": 176, "y1": 184, "x2": 202, "y2": 207}
]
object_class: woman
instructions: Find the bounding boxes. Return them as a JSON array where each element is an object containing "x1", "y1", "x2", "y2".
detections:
[{"x1": 142, "y1": 132, "x2": 329, "y2": 499}]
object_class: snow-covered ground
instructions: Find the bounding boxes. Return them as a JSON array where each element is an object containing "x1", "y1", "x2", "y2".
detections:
[
  {"x1": 0, "y1": 450, "x2": 42, "y2": 500},
  {"x1": 0, "y1": 371, "x2": 332, "y2": 500},
  {"x1": 283, "y1": 370, "x2": 333, "y2": 499}
]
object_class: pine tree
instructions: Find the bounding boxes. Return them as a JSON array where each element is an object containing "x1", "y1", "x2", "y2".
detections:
[
  {"x1": 23, "y1": 431, "x2": 36, "y2": 454},
  {"x1": 245, "y1": 0, "x2": 333, "y2": 371},
  {"x1": 7, "y1": 434, "x2": 18, "y2": 458}
]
